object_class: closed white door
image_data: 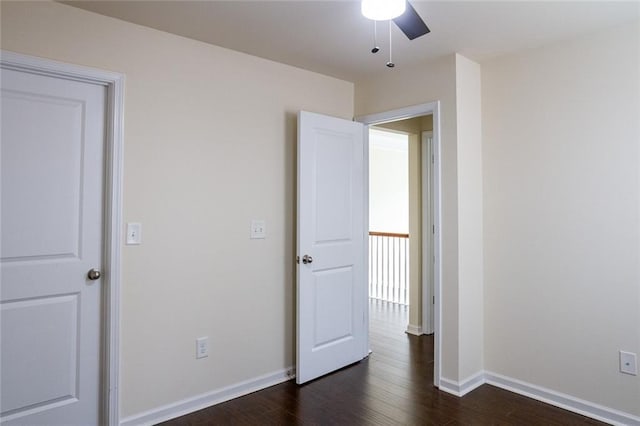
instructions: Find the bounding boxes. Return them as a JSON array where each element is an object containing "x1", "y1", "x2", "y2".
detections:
[
  {"x1": 1, "y1": 68, "x2": 106, "y2": 425},
  {"x1": 296, "y1": 111, "x2": 367, "y2": 384}
]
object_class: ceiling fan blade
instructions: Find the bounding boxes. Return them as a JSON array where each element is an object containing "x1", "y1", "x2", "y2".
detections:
[{"x1": 393, "y1": 2, "x2": 430, "y2": 40}]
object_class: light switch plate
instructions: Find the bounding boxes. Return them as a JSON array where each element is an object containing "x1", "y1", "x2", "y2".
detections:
[
  {"x1": 196, "y1": 337, "x2": 209, "y2": 359},
  {"x1": 126, "y1": 223, "x2": 142, "y2": 245},
  {"x1": 250, "y1": 220, "x2": 266, "y2": 239}
]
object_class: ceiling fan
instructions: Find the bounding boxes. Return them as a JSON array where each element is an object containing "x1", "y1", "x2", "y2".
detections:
[
  {"x1": 392, "y1": 2, "x2": 430, "y2": 40},
  {"x1": 361, "y1": 0, "x2": 430, "y2": 67}
]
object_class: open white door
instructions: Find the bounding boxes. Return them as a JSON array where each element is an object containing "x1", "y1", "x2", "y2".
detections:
[{"x1": 296, "y1": 111, "x2": 367, "y2": 384}]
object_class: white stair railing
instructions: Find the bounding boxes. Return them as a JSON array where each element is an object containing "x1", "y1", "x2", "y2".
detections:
[{"x1": 368, "y1": 231, "x2": 409, "y2": 305}]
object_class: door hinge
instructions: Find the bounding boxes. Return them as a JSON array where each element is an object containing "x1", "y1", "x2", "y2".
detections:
[
  {"x1": 296, "y1": 256, "x2": 300, "y2": 264},
  {"x1": 431, "y1": 154, "x2": 434, "y2": 164},
  {"x1": 433, "y1": 296, "x2": 435, "y2": 304},
  {"x1": 432, "y1": 225, "x2": 435, "y2": 234}
]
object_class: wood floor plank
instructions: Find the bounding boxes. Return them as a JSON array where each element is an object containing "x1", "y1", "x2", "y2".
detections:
[{"x1": 159, "y1": 300, "x2": 606, "y2": 425}]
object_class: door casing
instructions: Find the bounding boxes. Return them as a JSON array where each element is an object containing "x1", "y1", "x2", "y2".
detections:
[
  {"x1": 422, "y1": 130, "x2": 435, "y2": 336},
  {"x1": 0, "y1": 50, "x2": 125, "y2": 425},
  {"x1": 356, "y1": 101, "x2": 443, "y2": 388}
]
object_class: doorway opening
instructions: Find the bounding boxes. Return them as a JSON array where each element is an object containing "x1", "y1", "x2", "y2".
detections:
[
  {"x1": 358, "y1": 101, "x2": 442, "y2": 387},
  {"x1": 368, "y1": 128, "x2": 410, "y2": 306},
  {"x1": 368, "y1": 116, "x2": 434, "y2": 338},
  {"x1": 368, "y1": 127, "x2": 411, "y2": 353}
]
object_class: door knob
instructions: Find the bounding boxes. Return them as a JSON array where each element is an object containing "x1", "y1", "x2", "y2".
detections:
[
  {"x1": 87, "y1": 268, "x2": 101, "y2": 280},
  {"x1": 302, "y1": 255, "x2": 313, "y2": 264}
]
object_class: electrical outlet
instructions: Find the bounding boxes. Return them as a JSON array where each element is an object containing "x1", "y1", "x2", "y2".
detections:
[
  {"x1": 619, "y1": 350, "x2": 637, "y2": 375},
  {"x1": 196, "y1": 337, "x2": 209, "y2": 359}
]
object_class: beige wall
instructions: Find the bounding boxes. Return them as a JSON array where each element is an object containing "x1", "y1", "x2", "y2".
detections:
[
  {"x1": 3, "y1": 0, "x2": 638, "y2": 420},
  {"x1": 455, "y1": 55, "x2": 484, "y2": 381},
  {"x1": 1, "y1": 1, "x2": 354, "y2": 418},
  {"x1": 356, "y1": 54, "x2": 485, "y2": 384},
  {"x1": 356, "y1": 55, "x2": 462, "y2": 380},
  {"x1": 482, "y1": 20, "x2": 640, "y2": 415},
  {"x1": 358, "y1": 24, "x2": 640, "y2": 416},
  {"x1": 375, "y1": 117, "x2": 434, "y2": 330},
  {"x1": 377, "y1": 116, "x2": 423, "y2": 134}
]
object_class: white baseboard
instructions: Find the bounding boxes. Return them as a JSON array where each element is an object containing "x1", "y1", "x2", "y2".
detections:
[
  {"x1": 437, "y1": 371, "x2": 639, "y2": 425},
  {"x1": 438, "y1": 371, "x2": 485, "y2": 397},
  {"x1": 119, "y1": 366, "x2": 640, "y2": 426},
  {"x1": 119, "y1": 367, "x2": 295, "y2": 426},
  {"x1": 484, "y1": 371, "x2": 640, "y2": 426},
  {"x1": 405, "y1": 324, "x2": 423, "y2": 336}
]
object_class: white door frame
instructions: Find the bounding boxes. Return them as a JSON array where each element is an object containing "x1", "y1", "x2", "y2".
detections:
[
  {"x1": 421, "y1": 130, "x2": 434, "y2": 336},
  {"x1": 1, "y1": 50, "x2": 125, "y2": 425},
  {"x1": 356, "y1": 101, "x2": 443, "y2": 388}
]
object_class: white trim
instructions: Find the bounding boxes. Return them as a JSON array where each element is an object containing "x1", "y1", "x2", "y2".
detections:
[
  {"x1": 438, "y1": 378, "x2": 459, "y2": 395},
  {"x1": 431, "y1": 104, "x2": 443, "y2": 388},
  {"x1": 356, "y1": 102, "x2": 439, "y2": 125},
  {"x1": 357, "y1": 101, "x2": 443, "y2": 389},
  {"x1": 484, "y1": 371, "x2": 640, "y2": 426},
  {"x1": 0, "y1": 51, "x2": 123, "y2": 87},
  {"x1": 439, "y1": 370, "x2": 640, "y2": 425},
  {"x1": 119, "y1": 367, "x2": 295, "y2": 426},
  {"x1": 405, "y1": 324, "x2": 424, "y2": 336},
  {"x1": 438, "y1": 372, "x2": 485, "y2": 397},
  {"x1": 1, "y1": 50, "x2": 125, "y2": 426},
  {"x1": 421, "y1": 130, "x2": 434, "y2": 335},
  {"x1": 362, "y1": 127, "x2": 371, "y2": 359},
  {"x1": 103, "y1": 62, "x2": 125, "y2": 426}
]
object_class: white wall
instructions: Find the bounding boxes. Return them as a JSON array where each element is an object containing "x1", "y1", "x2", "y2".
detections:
[
  {"x1": 0, "y1": 1, "x2": 354, "y2": 418},
  {"x1": 369, "y1": 129, "x2": 409, "y2": 234},
  {"x1": 482, "y1": 20, "x2": 640, "y2": 416}
]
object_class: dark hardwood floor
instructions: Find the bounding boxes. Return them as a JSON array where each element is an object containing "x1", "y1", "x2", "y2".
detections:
[{"x1": 160, "y1": 300, "x2": 604, "y2": 425}]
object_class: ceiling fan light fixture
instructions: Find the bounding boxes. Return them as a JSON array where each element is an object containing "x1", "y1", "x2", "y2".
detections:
[{"x1": 361, "y1": 0, "x2": 406, "y2": 21}]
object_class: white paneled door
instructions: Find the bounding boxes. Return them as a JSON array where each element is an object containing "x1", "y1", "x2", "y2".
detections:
[
  {"x1": 296, "y1": 111, "x2": 367, "y2": 384},
  {"x1": 1, "y1": 68, "x2": 106, "y2": 425}
]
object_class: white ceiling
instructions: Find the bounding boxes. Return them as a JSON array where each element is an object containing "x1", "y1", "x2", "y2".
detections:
[{"x1": 65, "y1": 1, "x2": 640, "y2": 81}]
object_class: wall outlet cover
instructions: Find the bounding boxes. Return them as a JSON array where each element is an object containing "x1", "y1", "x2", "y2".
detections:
[{"x1": 620, "y1": 350, "x2": 637, "y2": 375}]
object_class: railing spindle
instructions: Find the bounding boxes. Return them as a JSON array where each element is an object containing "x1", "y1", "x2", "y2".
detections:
[{"x1": 392, "y1": 237, "x2": 397, "y2": 303}]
